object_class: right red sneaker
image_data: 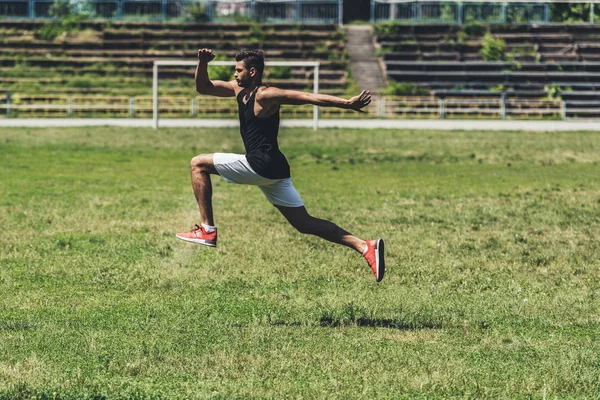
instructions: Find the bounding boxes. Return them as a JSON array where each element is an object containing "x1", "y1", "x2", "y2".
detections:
[
  {"x1": 176, "y1": 224, "x2": 217, "y2": 247},
  {"x1": 363, "y1": 239, "x2": 385, "y2": 282}
]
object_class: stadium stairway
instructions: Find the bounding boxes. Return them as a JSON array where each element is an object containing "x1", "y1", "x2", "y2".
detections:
[{"x1": 345, "y1": 25, "x2": 387, "y2": 94}]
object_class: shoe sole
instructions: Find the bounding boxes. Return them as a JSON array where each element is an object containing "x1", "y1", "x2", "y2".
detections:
[
  {"x1": 175, "y1": 235, "x2": 216, "y2": 247},
  {"x1": 375, "y1": 238, "x2": 385, "y2": 282}
]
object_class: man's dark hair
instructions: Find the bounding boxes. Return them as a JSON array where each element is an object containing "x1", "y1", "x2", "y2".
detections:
[{"x1": 235, "y1": 49, "x2": 265, "y2": 76}]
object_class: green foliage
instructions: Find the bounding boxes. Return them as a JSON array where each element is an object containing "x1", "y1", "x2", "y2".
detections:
[
  {"x1": 464, "y1": 24, "x2": 487, "y2": 37},
  {"x1": 381, "y1": 81, "x2": 429, "y2": 96},
  {"x1": 440, "y1": 4, "x2": 456, "y2": 21},
  {"x1": 480, "y1": 33, "x2": 506, "y2": 61},
  {"x1": 375, "y1": 47, "x2": 391, "y2": 57},
  {"x1": 35, "y1": 14, "x2": 86, "y2": 41},
  {"x1": 489, "y1": 84, "x2": 504, "y2": 92},
  {"x1": 209, "y1": 56, "x2": 234, "y2": 81},
  {"x1": 328, "y1": 50, "x2": 348, "y2": 63},
  {"x1": 550, "y1": 2, "x2": 592, "y2": 23},
  {"x1": 48, "y1": 0, "x2": 71, "y2": 18},
  {"x1": 543, "y1": 83, "x2": 571, "y2": 100},
  {"x1": 69, "y1": 77, "x2": 94, "y2": 88},
  {"x1": 268, "y1": 66, "x2": 292, "y2": 80},
  {"x1": 36, "y1": 23, "x2": 64, "y2": 40},
  {"x1": 247, "y1": 22, "x2": 267, "y2": 45},
  {"x1": 187, "y1": 3, "x2": 209, "y2": 22},
  {"x1": 456, "y1": 30, "x2": 468, "y2": 44},
  {"x1": 373, "y1": 22, "x2": 403, "y2": 36}
]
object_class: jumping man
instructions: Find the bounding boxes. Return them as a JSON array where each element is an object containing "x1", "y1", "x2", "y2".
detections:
[{"x1": 176, "y1": 49, "x2": 385, "y2": 282}]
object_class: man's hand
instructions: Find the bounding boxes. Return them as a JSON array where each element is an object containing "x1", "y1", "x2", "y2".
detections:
[
  {"x1": 348, "y1": 90, "x2": 372, "y2": 112},
  {"x1": 198, "y1": 48, "x2": 216, "y2": 63}
]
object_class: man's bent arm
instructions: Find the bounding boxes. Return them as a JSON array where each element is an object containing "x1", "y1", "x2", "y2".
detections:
[
  {"x1": 258, "y1": 88, "x2": 371, "y2": 112},
  {"x1": 195, "y1": 61, "x2": 236, "y2": 98}
]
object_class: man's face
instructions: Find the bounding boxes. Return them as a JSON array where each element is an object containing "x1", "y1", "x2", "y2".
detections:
[{"x1": 234, "y1": 61, "x2": 255, "y2": 87}]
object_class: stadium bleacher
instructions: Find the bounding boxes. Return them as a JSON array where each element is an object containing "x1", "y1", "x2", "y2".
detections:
[
  {"x1": 0, "y1": 20, "x2": 353, "y2": 117},
  {"x1": 0, "y1": 20, "x2": 348, "y2": 94},
  {"x1": 2, "y1": 15, "x2": 599, "y2": 119},
  {"x1": 377, "y1": 23, "x2": 600, "y2": 117}
]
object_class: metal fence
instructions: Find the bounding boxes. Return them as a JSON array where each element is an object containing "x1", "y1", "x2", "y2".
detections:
[
  {"x1": 0, "y1": 94, "x2": 565, "y2": 120},
  {"x1": 0, "y1": 0, "x2": 343, "y2": 24},
  {"x1": 371, "y1": 0, "x2": 593, "y2": 24}
]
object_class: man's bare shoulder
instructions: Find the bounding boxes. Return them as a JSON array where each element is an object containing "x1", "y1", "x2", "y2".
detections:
[{"x1": 256, "y1": 86, "x2": 281, "y2": 99}]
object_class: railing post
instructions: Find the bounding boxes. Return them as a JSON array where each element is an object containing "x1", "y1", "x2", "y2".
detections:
[
  {"x1": 161, "y1": 0, "x2": 167, "y2": 20},
  {"x1": 208, "y1": 0, "x2": 214, "y2": 21},
  {"x1": 378, "y1": 95, "x2": 384, "y2": 118},
  {"x1": 29, "y1": 0, "x2": 34, "y2": 19},
  {"x1": 370, "y1": 0, "x2": 375, "y2": 24},
  {"x1": 6, "y1": 92, "x2": 11, "y2": 116},
  {"x1": 117, "y1": 0, "x2": 123, "y2": 19},
  {"x1": 561, "y1": 100, "x2": 567, "y2": 120},
  {"x1": 192, "y1": 97, "x2": 196, "y2": 117},
  {"x1": 313, "y1": 62, "x2": 319, "y2": 130},
  {"x1": 500, "y1": 93, "x2": 506, "y2": 120},
  {"x1": 153, "y1": 62, "x2": 159, "y2": 129},
  {"x1": 439, "y1": 98, "x2": 445, "y2": 119},
  {"x1": 130, "y1": 97, "x2": 135, "y2": 117},
  {"x1": 590, "y1": 3, "x2": 594, "y2": 24},
  {"x1": 250, "y1": 0, "x2": 255, "y2": 21},
  {"x1": 502, "y1": 2, "x2": 507, "y2": 23},
  {"x1": 68, "y1": 97, "x2": 73, "y2": 117},
  {"x1": 338, "y1": 0, "x2": 343, "y2": 27},
  {"x1": 295, "y1": 0, "x2": 300, "y2": 22},
  {"x1": 457, "y1": 2, "x2": 463, "y2": 24}
]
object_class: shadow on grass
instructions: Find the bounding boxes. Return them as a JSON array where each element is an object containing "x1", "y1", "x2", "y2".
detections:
[
  {"x1": 318, "y1": 315, "x2": 444, "y2": 330},
  {"x1": 265, "y1": 313, "x2": 445, "y2": 330}
]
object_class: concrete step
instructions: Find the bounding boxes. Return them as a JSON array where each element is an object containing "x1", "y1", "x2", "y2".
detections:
[{"x1": 345, "y1": 25, "x2": 387, "y2": 94}]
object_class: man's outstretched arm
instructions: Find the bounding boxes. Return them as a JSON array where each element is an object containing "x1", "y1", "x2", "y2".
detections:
[
  {"x1": 258, "y1": 87, "x2": 372, "y2": 112},
  {"x1": 195, "y1": 48, "x2": 236, "y2": 97}
]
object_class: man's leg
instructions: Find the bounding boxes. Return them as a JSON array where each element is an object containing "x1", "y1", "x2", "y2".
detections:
[
  {"x1": 190, "y1": 153, "x2": 219, "y2": 225},
  {"x1": 275, "y1": 205, "x2": 366, "y2": 254},
  {"x1": 276, "y1": 205, "x2": 385, "y2": 282}
]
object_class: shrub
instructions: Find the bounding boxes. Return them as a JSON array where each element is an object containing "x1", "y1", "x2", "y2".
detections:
[
  {"x1": 480, "y1": 33, "x2": 505, "y2": 61},
  {"x1": 268, "y1": 66, "x2": 291, "y2": 80},
  {"x1": 381, "y1": 81, "x2": 429, "y2": 96},
  {"x1": 187, "y1": 3, "x2": 209, "y2": 22},
  {"x1": 49, "y1": 0, "x2": 71, "y2": 18},
  {"x1": 544, "y1": 83, "x2": 568, "y2": 99},
  {"x1": 464, "y1": 24, "x2": 487, "y2": 37},
  {"x1": 35, "y1": 14, "x2": 86, "y2": 41},
  {"x1": 209, "y1": 56, "x2": 234, "y2": 81}
]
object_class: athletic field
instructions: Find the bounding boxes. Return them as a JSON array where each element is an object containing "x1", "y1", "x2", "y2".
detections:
[{"x1": 1, "y1": 126, "x2": 599, "y2": 398}]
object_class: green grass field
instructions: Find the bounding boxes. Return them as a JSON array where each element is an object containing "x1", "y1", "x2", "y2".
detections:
[{"x1": 1, "y1": 126, "x2": 599, "y2": 399}]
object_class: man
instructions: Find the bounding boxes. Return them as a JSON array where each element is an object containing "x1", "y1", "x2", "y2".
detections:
[{"x1": 176, "y1": 48, "x2": 385, "y2": 282}]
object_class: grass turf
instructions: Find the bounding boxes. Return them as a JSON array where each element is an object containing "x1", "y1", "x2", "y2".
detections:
[{"x1": 1, "y1": 127, "x2": 599, "y2": 399}]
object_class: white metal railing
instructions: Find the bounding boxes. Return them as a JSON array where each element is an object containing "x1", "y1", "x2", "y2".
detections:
[
  {"x1": 371, "y1": 0, "x2": 581, "y2": 24},
  {"x1": 0, "y1": 95, "x2": 566, "y2": 120}
]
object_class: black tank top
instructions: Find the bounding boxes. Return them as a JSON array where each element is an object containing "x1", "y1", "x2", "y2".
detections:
[{"x1": 236, "y1": 88, "x2": 291, "y2": 179}]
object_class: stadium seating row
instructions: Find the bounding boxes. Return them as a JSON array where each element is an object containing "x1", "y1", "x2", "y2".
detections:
[
  {"x1": 376, "y1": 23, "x2": 600, "y2": 117},
  {"x1": 0, "y1": 21, "x2": 350, "y2": 97}
]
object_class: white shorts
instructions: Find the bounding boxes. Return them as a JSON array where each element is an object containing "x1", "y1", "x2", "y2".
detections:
[{"x1": 213, "y1": 153, "x2": 304, "y2": 208}]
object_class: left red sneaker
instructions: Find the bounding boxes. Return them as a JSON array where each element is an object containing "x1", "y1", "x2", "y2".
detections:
[
  {"x1": 363, "y1": 239, "x2": 385, "y2": 282},
  {"x1": 176, "y1": 224, "x2": 217, "y2": 247}
]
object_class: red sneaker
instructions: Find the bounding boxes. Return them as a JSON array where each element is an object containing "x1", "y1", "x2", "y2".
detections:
[
  {"x1": 176, "y1": 224, "x2": 217, "y2": 247},
  {"x1": 363, "y1": 239, "x2": 385, "y2": 282}
]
